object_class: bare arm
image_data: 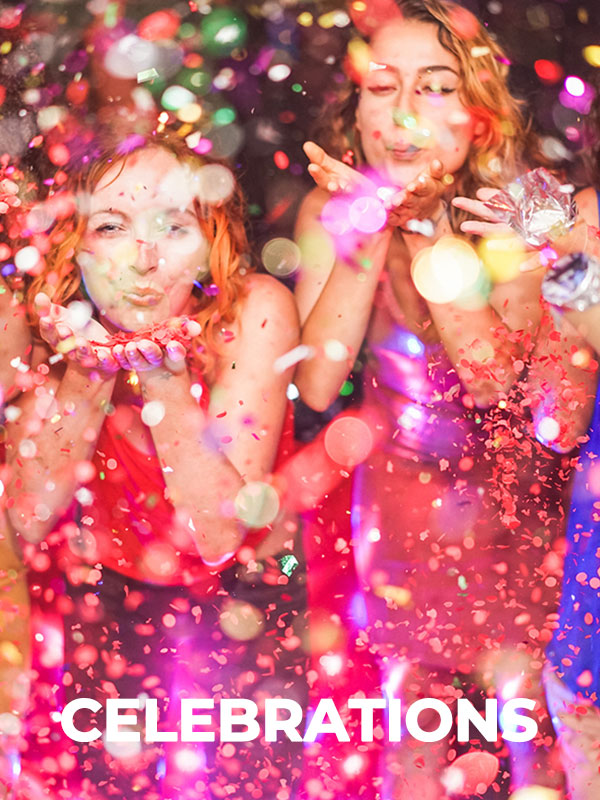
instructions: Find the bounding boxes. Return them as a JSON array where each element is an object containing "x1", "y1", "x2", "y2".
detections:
[
  {"x1": 526, "y1": 189, "x2": 599, "y2": 449},
  {"x1": 554, "y1": 187, "x2": 600, "y2": 355},
  {"x1": 0, "y1": 278, "x2": 30, "y2": 402},
  {"x1": 6, "y1": 298, "x2": 118, "y2": 542},
  {"x1": 6, "y1": 362, "x2": 117, "y2": 543},
  {"x1": 294, "y1": 187, "x2": 392, "y2": 411},
  {"x1": 295, "y1": 146, "x2": 537, "y2": 410},
  {"x1": 137, "y1": 275, "x2": 299, "y2": 564}
]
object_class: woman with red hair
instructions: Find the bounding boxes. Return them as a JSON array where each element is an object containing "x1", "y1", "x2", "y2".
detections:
[{"x1": 5, "y1": 133, "x2": 306, "y2": 799}]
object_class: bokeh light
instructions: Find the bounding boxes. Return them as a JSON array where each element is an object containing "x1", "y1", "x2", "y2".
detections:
[
  {"x1": 412, "y1": 236, "x2": 481, "y2": 304},
  {"x1": 478, "y1": 232, "x2": 525, "y2": 283},
  {"x1": 234, "y1": 481, "x2": 280, "y2": 528},
  {"x1": 261, "y1": 238, "x2": 301, "y2": 277}
]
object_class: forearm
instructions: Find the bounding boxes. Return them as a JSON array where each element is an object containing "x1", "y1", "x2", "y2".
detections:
[
  {"x1": 400, "y1": 212, "x2": 453, "y2": 259},
  {"x1": 295, "y1": 227, "x2": 392, "y2": 411},
  {"x1": 564, "y1": 306, "x2": 600, "y2": 353},
  {"x1": 6, "y1": 366, "x2": 116, "y2": 542},
  {"x1": 0, "y1": 281, "x2": 29, "y2": 400},
  {"x1": 139, "y1": 367, "x2": 247, "y2": 564},
  {"x1": 527, "y1": 312, "x2": 597, "y2": 451},
  {"x1": 426, "y1": 301, "x2": 525, "y2": 407}
]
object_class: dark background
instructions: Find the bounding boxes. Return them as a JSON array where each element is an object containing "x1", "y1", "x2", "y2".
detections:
[{"x1": 1, "y1": 0, "x2": 599, "y2": 248}]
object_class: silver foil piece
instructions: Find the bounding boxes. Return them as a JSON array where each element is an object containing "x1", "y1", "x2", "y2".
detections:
[{"x1": 484, "y1": 167, "x2": 576, "y2": 247}]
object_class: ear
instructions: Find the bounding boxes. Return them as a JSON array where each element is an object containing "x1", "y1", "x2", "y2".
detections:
[
  {"x1": 473, "y1": 119, "x2": 487, "y2": 138},
  {"x1": 469, "y1": 107, "x2": 498, "y2": 148}
]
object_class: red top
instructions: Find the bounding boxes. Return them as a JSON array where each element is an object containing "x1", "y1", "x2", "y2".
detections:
[{"x1": 53, "y1": 376, "x2": 295, "y2": 590}]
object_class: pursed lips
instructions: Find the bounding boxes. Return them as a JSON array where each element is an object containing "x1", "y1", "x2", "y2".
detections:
[
  {"x1": 387, "y1": 143, "x2": 423, "y2": 160},
  {"x1": 124, "y1": 286, "x2": 163, "y2": 306}
]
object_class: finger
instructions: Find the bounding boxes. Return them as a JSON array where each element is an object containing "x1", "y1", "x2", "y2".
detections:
[
  {"x1": 429, "y1": 159, "x2": 445, "y2": 179},
  {"x1": 305, "y1": 142, "x2": 367, "y2": 190},
  {"x1": 475, "y1": 187, "x2": 501, "y2": 202},
  {"x1": 55, "y1": 322, "x2": 74, "y2": 339},
  {"x1": 34, "y1": 292, "x2": 52, "y2": 319},
  {"x1": 307, "y1": 163, "x2": 338, "y2": 192},
  {"x1": 459, "y1": 220, "x2": 514, "y2": 237},
  {"x1": 95, "y1": 347, "x2": 120, "y2": 372},
  {"x1": 165, "y1": 341, "x2": 186, "y2": 363},
  {"x1": 124, "y1": 341, "x2": 151, "y2": 372},
  {"x1": 136, "y1": 339, "x2": 163, "y2": 367},
  {"x1": 408, "y1": 176, "x2": 435, "y2": 197},
  {"x1": 112, "y1": 344, "x2": 131, "y2": 371},
  {"x1": 55, "y1": 332, "x2": 78, "y2": 354},
  {"x1": 74, "y1": 346, "x2": 99, "y2": 370},
  {"x1": 303, "y1": 141, "x2": 331, "y2": 170},
  {"x1": 39, "y1": 317, "x2": 59, "y2": 348},
  {"x1": 181, "y1": 318, "x2": 201, "y2": 338},
  {"x1": 452, "y1": 196, "x2": 501, "y2": 222},
  {"x1": 165, "y1": 342, "x2": 187, "y2": 374},
  {"x1": 385, "y1": 190, "x2": 407, "y2": 211}
]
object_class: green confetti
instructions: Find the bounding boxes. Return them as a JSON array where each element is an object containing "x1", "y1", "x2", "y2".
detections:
[{"x1": 279, "y1": 554, "x2": 299, "y2": 577}]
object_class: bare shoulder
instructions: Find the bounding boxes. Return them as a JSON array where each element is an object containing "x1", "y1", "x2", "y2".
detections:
[
  {"x1": 575, "y1": 186, "x2": 599, "y2": 227},
  {"x1": 295, "y1": 187, "x2": 330, "y2": 233},
  {"x1": 236, "y1": 273, "x2": 299, "y2": 343}
]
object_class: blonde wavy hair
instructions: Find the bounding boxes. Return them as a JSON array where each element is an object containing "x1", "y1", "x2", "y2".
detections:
[
  {"x1": 27, "y1": 133, "x2": 251, "y2": 379},
  {"x1": 317, "y1": 0, "x2": 539, "y2": 231}
]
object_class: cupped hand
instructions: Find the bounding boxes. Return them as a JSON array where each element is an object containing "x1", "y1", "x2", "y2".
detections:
[
  {"x1": 35, "y1": 292, "x2": 118, "y2": 373},
  {"x1": 110, "y1": 316, "x2": 198, "y2": 372},
  {"x1": 112, "y1": 339, "x2": 187, "y2": 373},
  {"x1": 387, "y1": 159, "x2": 448, "y2": 229}
]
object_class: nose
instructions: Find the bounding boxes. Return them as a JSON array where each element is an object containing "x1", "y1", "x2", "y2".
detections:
[
  {"x1": 132, "y1": 239, "x2": 158, "y2": 275},
  {"x1": 391, "y1": 87, "x2": 419, "y2": 127}
]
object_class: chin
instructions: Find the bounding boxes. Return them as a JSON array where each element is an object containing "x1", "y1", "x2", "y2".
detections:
[{"x1": 380, "y1": 159, "x2": 429, "y2": 189}]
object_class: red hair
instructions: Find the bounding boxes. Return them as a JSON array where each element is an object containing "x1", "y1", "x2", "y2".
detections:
[{"x1": 27, "y1": 133, "x2": 251, "y2": 379}]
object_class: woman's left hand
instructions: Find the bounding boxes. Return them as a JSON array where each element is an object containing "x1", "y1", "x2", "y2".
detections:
[{"x1": 452, "y1": 187, "x2": 515, "y2": 238}]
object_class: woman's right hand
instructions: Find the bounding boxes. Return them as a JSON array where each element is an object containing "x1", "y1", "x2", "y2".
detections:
[
  {"x1": 35, "y1": 292, "x2": 119, "y2": 373},
  {"x1": 303, "y1": 141, "x2": 376, "y2": 195}
]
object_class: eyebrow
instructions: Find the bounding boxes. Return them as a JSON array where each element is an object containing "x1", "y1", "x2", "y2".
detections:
[
  {"x1": 88, "y1": 207, "x2": 197, "y2": 220},
  {"x1": 88, "y1": 209, "x2": 129, "y2": 220},
  {"x1": 369, "y1": 62, "x2": 459, "y2": 77}
]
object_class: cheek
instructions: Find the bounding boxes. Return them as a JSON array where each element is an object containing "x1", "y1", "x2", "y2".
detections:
[
  {"x1": 79, "y1": 240, "x2": 138, "y2": 282},
  {"x1": 433, "y1": 114, "x2": 475, "y2": 165},
  {"x1": 357, "y1": 100, "x2": 388, "y2": 138},
  {"x1": 356, "y1": 103, "x2": 388, "y2": 161}
]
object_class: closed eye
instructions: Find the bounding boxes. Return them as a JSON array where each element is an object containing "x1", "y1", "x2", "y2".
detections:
[
  {"x1": 416, "y1": 85, "x2": 456, "y2": 95},
  {"x1": 366, "y1": 85, "x2": 397, "y2": 95}
]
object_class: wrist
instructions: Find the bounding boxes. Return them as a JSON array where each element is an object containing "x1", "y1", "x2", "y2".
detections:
[
  {"x1": 398, "y1": 200, "x2": 449, "y2": 236},
  {"x1": 139, "y1": 363, "x2": 189, "y2": 394},
  {"x1": 550, "y1": 217, "x2": 589, "y2": 256},
  {"x1": 63, "y1": 361, "x2": 116, "y2": 390}
]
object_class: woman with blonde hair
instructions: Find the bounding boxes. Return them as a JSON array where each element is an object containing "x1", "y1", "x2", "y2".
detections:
[
  {"x1": 294, "y1": 0, "x2": 594, "y2": 796},
  {"x1": 5, "y1": 132, "x2": 306, "y2": 799}
]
